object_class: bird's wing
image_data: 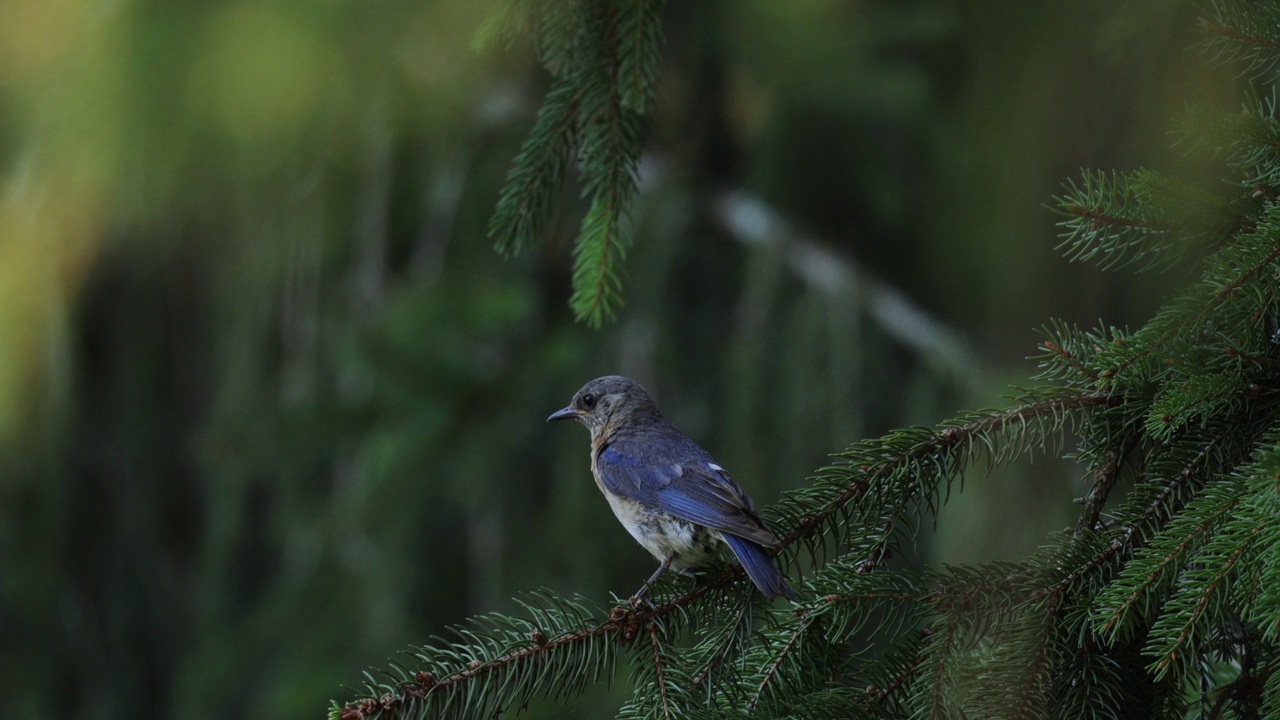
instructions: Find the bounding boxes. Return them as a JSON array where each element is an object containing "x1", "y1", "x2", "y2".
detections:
[{"x1": 596, "y1": 440, "x2": 781, "y2": 549}]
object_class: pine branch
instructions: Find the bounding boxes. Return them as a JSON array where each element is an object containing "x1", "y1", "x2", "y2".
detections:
[
  {"x1": 770, "y1": 388, "x2": 1116, "y2": 572},
  {"x1": 1057, "y1": 420, "x2": 1243, "y2": 614},
  {"x1": 1052, "y1": 170, "x2": 1233, "y2": 272},
  {"x1": 1199, "y1": 0, "x2": 1280, "y2": 79},
  {"x1": 616, "y1": 0, "x2": 667, "y2": 113},
  {"x1": 566, "y1": 0, "x2": 649, "y2": 327},
  {"x1": 790, "y1": 648, "x2": 929, "y2": 720},
  {"x1": 919, "y1": 610, "x2": 962, "y2": 720},
  {"x1": 1075, "y1": 429, "x2": 1140, "y2": 537},
  {"x1": 1098, "y1": 238, "x2": 1280, "y2": 386},
  {"x1": 570, "y1": 188, "x2": 632, "y2": 327},
  {"x1": 535, "y1": 0, "x2": 588, "y2": 75},
  {"x1": 748, "y1": 611, "x2": 817, "y2": 711},
  {"x1": 736, "y1": 564, "x2": 933, "y2": 715},
  {"x1": 1145, "y1": 371, "x2": 1253, "y2": 442},
  {"x1": 1174, "y1": 93, "x2": 1280, "y2": 191},
  {"x1": 488, "y1": 79, "x2": 585, "y2": 256},
  {"x1": 688, "y1": 593, "x2": 753, "y2": 690},
  {"x1": 1037, "y1": 326, "x2": 1104, "y2": 384},
  {"x1": 1097, "y1": 479, "x2": 1249, "y2": 642},
  {"x1": 1147, "y1": 522, "x2": 1259, "y2": 680},
  {"x1": 866, "y1": 644, "x2": 928, "y2": 707},
  {"x1": 334, "y1": 390, "x2": 1112, "y2": 719},
  {"x1": 647, "y1": 622, "x2": 673, "y2": 720},
  {"x1": 1025, "y1": 213, "x2": 1280, "y2": 404},
  {"x1": 1011, "y1": 594, "x2": 1060, "y2": 720},
  {"x1": 485, "y1": 0, "x2": 665, "y2": 326}
]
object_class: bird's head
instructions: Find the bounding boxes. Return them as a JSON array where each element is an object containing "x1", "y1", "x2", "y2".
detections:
[{"x1": 546, "y1": 375, "x2": 663, "y2": 438}]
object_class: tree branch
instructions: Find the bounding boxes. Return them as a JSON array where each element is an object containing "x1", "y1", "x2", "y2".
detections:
[
  {"x1": 337, "y1": 389, "x2": 1115, "y2": 719},
  {"x1": 1108, "y1": 244, "x2": 1280, "y2": 378},
  {"x1": 648, "y1": 621, "x2": 673, "y2": 720},
  {"x1": 748, "y1": 610, "x2": 816, "y2": 710},
  {"x1": 1074, "y1": 430, "x2": 1139, "y2": 538}
]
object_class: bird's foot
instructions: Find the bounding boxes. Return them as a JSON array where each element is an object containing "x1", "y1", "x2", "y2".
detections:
[
  {"x1": 629, "y1": 582, "x2": 659, "y2": 609},
  {"x1": 629, "y1": 556, "x2": 673, "y2": 609}
]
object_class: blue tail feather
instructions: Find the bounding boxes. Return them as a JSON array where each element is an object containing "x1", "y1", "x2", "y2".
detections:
[{"x1": 722, "y1": 534, "x2": 797, "y2": 600}]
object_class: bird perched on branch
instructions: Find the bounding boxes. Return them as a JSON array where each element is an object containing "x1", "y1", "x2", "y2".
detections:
[{"x1": 548, "y1": 375, "x2": 796, "y2": 603}]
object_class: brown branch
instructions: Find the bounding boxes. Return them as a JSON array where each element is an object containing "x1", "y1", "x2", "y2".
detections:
[
  {"x1": 691, "y1": 599, "x2": 751, "y2": 688},
  {"x1": 778, "y1": 390, "x2": 1116, "y2": 552},
  {"x1": 1106, "y1": 244, "x2": 1280, "y2": 379},
  {"x1": 1050, "y1": 422, "x2": 1234, "y2": 601},
  {"x1": 1226, "y1": 344, "x2": 1280, "y2": 372},
  {"x1": 748, "y1": 610, "x2": 816, "y2": 710},
  {"x1": 1041, "y1": 339, "x2": 1101, "y2": 382},
  {"x1": 1010, "y1": 593, "x2": 1060, "y2": 720},
  {"x1": 928, "y1": 619, "x2": 959, "y2": 720},
  {"x1": 865, "y1": 649, "x2": 927, "y2": 703},
  {"x1": 340, "y1": 390, "x2": 1115, "y2": 718},
  {"x1": 1074, "y1": 431, "x2": 1139, "y2": 538},
  {"x1": 1155, "y1": 525, "x2": 1261, "y2": 674},
  {"x1": 1200, "y1": 19, "x2": 1280, "y2": 52},
  {"x1": 1060, "y1": 204, "x2": 1172, "y2": 230},
  {"x1": 649, "y1": 622, "x2": 673, "y2": 720}
]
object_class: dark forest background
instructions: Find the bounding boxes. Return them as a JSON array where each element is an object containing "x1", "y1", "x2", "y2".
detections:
[{"x1": 0, "y1": 1, "x2": 1237, "y2": 718}]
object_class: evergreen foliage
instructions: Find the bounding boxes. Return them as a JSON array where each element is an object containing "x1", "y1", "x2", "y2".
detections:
[
  {"x1": 335, "y1": 2, "x2": 1280, "y2": 718},
  {"x1": 484, "y1": 0, "x2": 668, "y2": 327}
]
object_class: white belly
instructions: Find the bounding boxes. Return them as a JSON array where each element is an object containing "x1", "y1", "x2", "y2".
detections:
[{"x1": 601, "y1": 490, "x2": 724, "y2": 570}]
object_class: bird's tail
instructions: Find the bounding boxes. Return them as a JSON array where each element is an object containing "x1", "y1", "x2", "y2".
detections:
[{"x1": 722, "y1": 533, "x2": 797, "y2": 600}]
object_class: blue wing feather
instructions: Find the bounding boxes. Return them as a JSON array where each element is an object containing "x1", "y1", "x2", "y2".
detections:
[
  {"x1": 597, "y1": 438, "x2": 795, "y2": 599},
  {"x1": 597, "y1": 441, "x2": 780, "y2": 548}
]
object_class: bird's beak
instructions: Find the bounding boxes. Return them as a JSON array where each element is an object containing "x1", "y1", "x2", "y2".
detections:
[{"x1": 546, "y1": 406, "x2": 581, "y2": 423}]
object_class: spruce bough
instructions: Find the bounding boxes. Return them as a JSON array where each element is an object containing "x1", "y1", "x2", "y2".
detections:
[{"x1": 335, "y1": 2, "x2": 1280, "y2": 717}]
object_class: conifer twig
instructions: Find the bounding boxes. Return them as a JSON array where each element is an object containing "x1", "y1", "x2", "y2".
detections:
[
  {"x1": 1200, "y1": 19, "x2": 1280, "y2": 52},
  {"x1": 1106, "y1": 244, "x2": 1280, "y2": 378},
  {"x1": 690, "y1": 600, "x2": 751, "y2": 688},
  {"x1": 928, "y1": 619, "x2": 960, "y2": 719},
  {"x1": 648, "y1": 622, "x2": 673, "y2": 720},
  {"x1": 748, "y1": 610, "x2": 816, "y2": 710},
  {"x1": 867, "y1": 649, "x2": 927, "y2": 703},
  {"x1": 778, "y1": 390, "x2": 1116, "y2": 552},
  {"x1": 1010, "y1": 594, "x2": 1059, "y2": 720},
  {"x1": 1155, "y1": 524, "x2": 1260, "y2": 673},
  {"x1": 1074, "y1": 431, "x2": 1138, "y2": 538},
  {"x1": 337, "y1": 389, "x2": 1114, "y2": 718},
  {"x1": 1060, "y1": 423, "x2": 1235, "y2": 607}
]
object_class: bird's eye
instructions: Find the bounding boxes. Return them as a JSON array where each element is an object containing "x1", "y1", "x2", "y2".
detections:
[{"x1": 581, "y1": 393, "x2": 597, "y2": 409}]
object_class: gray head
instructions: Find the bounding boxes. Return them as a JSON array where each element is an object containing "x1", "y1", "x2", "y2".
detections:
[{"x1": 547, "y1": 375, "x2": 666, "y2": 437}]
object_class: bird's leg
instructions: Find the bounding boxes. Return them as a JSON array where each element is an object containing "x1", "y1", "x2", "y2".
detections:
[{"x1": 631, "y1": 556, "x2": 673, "y2": 609}]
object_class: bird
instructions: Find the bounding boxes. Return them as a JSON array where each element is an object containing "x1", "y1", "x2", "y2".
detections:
[{"x1": 547, "y1": 375, "x2": 797, "y2": 603}]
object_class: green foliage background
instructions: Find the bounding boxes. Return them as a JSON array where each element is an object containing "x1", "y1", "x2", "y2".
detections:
[{"x1": 0, "y1": 1, "x2": 1242, "y2": 718}]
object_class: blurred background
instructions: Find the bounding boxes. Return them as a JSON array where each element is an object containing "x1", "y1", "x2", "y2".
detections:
[{"x1": 0, "y1": 0, "x2": 1239, "y2": 717}]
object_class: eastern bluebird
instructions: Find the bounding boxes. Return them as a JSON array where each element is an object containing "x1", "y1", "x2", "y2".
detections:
[{"x1": 548, "y1": 375, "x2": 797, "y2": 602}]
